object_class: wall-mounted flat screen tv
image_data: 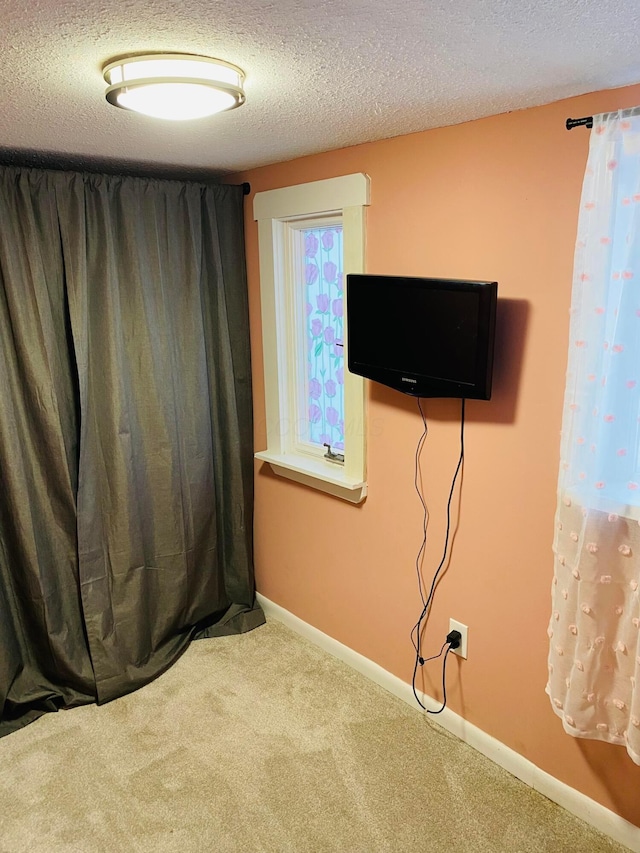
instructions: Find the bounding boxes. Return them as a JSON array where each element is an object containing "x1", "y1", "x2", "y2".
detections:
[{"x1": 346, "y1": 275, "x2": 498, "y2": 400}]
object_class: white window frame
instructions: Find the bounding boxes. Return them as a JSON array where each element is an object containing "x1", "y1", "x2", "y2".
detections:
[{"x1": 253, "y1": 174, "x2": 369, "y2": 503}]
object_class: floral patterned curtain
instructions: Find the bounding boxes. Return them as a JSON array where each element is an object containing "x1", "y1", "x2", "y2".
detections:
[
  {"x1": 304, "y1": 225, "x2": 345, "y2": 450},
  {"x1": 548, "y1": 108, "x2": 640, "y2": 763}
]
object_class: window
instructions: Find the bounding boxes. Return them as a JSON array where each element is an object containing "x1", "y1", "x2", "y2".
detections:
[
  {"x1": 560, "y1": 109, "x2": 640, "y2": 519},
  {"x1": 253, "y1": 174, "x2": 369, "y2": 503},
  {"x1": 294, "y1": 218, "x2": 345, "y2": 453}
]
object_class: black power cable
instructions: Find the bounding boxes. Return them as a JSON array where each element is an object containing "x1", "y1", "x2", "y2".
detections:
[
  {"x1": 411, "y1": 398, "x2": 466, "y2": 712},
  {"x1": 427, "y1": 644, "x2": 454, "y2": 715},
  {"x1": 413, "y1": 398, "x2": 429, "y2": 612}
]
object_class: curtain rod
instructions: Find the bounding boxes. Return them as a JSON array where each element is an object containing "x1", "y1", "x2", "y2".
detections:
[
  {"x1": 566, "y1": 116, "x2": 593, "y2": 130},
  {"x1": 242, "y1": 182, "x2": 251, "y2": 195}
]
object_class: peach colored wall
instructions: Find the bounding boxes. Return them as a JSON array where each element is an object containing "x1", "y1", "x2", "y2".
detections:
[{"x1": 235, "y1": 83, "x2": 640, "y2": 826}]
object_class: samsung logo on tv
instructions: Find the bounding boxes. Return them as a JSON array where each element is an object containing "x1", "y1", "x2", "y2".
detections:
[{"x1": 401, "y1": 377, "x2": 417, "y2": 384}]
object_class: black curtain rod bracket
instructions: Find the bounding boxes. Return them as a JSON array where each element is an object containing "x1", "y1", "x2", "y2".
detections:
[
  {"x1": 566, "y1": 116, "x2": 593, "y2": 131},
  {"x1": 242, "y1": 182, "x2": 251, "y2": 195}
]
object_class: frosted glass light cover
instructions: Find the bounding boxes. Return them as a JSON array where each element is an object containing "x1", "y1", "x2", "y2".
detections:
[
  {"x1": 117, "y1": 84, "x2": 236, "y2": 121},
  {"x1": 103, "y1": 54, "x2": 245, "y2": 120}
]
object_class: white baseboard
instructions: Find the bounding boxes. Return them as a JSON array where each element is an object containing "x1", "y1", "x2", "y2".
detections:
[{"x1": 257, "y1": 592, "x2": 640, "y2": 853}]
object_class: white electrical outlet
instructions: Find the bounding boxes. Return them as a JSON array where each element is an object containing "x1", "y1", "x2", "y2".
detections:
[{"x1": 449, "y1": 618, "x2": 468, "y2": 659}]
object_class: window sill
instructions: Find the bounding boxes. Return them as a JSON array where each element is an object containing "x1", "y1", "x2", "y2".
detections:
[{"x1": 255, "y1": 450, "x2": 367, "y2": 504}]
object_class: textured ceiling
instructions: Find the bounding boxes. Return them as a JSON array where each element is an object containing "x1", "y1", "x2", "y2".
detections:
[{"x1": 1, "y1": 0, "x2": 639, "y2": 178}]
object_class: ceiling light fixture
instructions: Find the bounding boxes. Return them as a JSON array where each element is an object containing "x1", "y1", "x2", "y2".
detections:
[{"x1": 103, "y1": 53, "x2": 246, "y2": 121}]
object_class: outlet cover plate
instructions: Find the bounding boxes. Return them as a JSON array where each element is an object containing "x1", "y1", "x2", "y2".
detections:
[{"x1": 449, "y1": 618, "x2": 468, "y2": 659}]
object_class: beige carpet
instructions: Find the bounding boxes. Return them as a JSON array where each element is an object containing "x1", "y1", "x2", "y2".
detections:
[{"x1": 0, "y1": 617, "x2": 628, "y2": 853}]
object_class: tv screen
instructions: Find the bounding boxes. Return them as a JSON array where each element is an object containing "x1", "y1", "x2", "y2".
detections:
[{"x1": 346, "y1": 275, "x2": 497, "y2": 400}]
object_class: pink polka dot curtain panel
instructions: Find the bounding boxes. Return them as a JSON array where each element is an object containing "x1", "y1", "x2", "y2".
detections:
[{"x1": 549, "y1": 108, "x2": 640, "y2": 763}]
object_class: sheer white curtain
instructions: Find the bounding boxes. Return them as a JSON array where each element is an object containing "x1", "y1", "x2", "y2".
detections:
[{"x1": 549, "y1": 108, "x2": 640, "y2": 763}]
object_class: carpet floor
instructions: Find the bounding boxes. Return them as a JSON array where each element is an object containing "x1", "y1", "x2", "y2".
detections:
[{"x1": 0, "y1": 617, "x2": 629, "y2": 852}]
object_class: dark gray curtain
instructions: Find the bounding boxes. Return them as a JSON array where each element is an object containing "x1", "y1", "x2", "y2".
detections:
[{"x1": 0, "y1": 166, "x2": 264, "y2": 734}]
